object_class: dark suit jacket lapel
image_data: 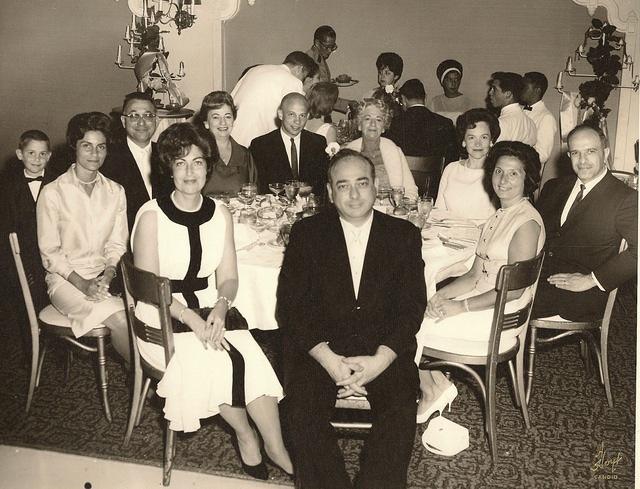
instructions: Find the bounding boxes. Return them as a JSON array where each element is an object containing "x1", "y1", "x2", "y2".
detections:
[
  {"x1": 357, "y1": 211, "x2": 385, "y2": 307},
  {"x1": 557, "y1": 177, "x2": 578, "y2": 228},
  {"x1": 299, "y1": 130, "x2": 311, "y2": 176},
  {"x1": 561, "y1": 174, "x2": 610, "y2": 228},
  {"x1": 325, "y1": 211, "x2": 357, "y2": 304},
  {"x1": 272, "y1": 132, "x2": 292, "y2": 181}
]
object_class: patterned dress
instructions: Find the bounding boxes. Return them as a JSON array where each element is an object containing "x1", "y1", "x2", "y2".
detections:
[{"x1": 132, "y1": 193, "x2": 283, "y2": 432}]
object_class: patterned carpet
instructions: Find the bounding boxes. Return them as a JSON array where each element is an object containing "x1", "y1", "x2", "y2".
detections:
[{"x1": 0, "y1": 282, "x2": 635, "y2": 489}]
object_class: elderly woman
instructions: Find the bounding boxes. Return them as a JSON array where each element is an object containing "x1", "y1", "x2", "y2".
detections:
[
  {"x1": 435, "y1": 108, "x2": 500, "y2": 221},
  {"x1": 416, "y1": 141, "x2": 544, "y2": 423},
  {"x1": 36, "y1": 112, "x2": 129, "y2": 362},
  {"x1": 305, "y1": 81, "x2": 339, "y2": 144},
  {"x1": 195, "y1": 91, "x2": 256, "y2": 196},
  {"x1": 131, "y1": 123, "x2": 292, "y2": 479},
  {"x1": 428, "y1": 59, "x2": 474, "y2": 121},
  {"x1": 344, "y1": 98, "x2": 418, "y2": 199}
]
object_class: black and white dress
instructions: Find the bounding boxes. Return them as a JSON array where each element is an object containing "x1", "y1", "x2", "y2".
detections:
[{"x1": 132, "y1": 193, "x2": 283, "y2": 432}]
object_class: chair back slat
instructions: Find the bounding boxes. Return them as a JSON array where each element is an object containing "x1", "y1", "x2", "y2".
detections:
[
  {"x1": 487, "y1": 251, "x2": 545, "y2": 361},
  {"x1": 406, "y1": 155, "x2": 444, "y2": 197},
  {"x1": 121, "y1": 254, "x2": 175, "y2": 367},
  {"x1": 8, "y1": 233, "x2": 40, "y2": 339}
]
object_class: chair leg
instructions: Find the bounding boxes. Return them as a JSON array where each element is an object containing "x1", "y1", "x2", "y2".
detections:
[
  {"x1": 600, "y1": 327, "x2": 613, "y2": 408},
  {"x1": 135, "y1": 377, "x2": 152, "y2": 427},
  {"x1": 507, "y1": 361, "x2": 520, "y2": 408},
  {"x1": 123, "y1": 364, "x2": 143, "y2": 447},
  {"x1": 485, "y1": 362, "x2": 498, "y2": 463},
  {"x1": 525, "y1": 326, "x2": 537, "y2": 405},
  {"x1": 36, "y1": 340, "x2": 48, "y2": 388},
  {"x1": 579, "y1": 339, "x2": 592, "y2": 375},
  {"x1": 96, "y1": 336, "x2": 112, "y2": 423},
  {"x1": 163, "y1": 426, "x2": 176, "y2": 486},
  {"x1": 514, "y1": 348, "x2": 531, "y2": 430},
  {"x1": 63, "y1": 349, "x2": 73, "y2": 385},
  {"x1": 26, "y1": 330, "x2": 40, "y2": 414}
]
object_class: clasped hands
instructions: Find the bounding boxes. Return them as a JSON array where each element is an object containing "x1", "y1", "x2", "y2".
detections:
[
  {"x1": 185, "y1": 304, "x2": 230, "y2": 351},
  {"x1": 425, "y1": 293, "x2": 464, "y2": 322},
  {"x1": 83, "y1": 268, "x2": 115, "y2": 302},
  {"x1": 327, "y1": 349, "x2": 394, "y2": 399}
]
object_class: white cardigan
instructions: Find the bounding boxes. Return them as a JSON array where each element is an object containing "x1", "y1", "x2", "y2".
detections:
[{"x1": 345, "y1": 137, "x2": 418, "y2": 199}]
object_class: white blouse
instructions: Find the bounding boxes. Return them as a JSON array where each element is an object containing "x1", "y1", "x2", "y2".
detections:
[{"x1": 435, "y1": 160, "x2": 495, "y2": 221}]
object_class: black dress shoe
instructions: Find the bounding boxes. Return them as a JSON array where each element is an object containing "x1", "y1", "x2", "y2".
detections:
[{"x1": 241, "y1": 460, "x2": 269, "y2": 480}]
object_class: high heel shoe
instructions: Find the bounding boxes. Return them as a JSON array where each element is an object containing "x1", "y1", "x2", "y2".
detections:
[
  {"x1": 241, "y1": 460, "x2": 269, "y2": 480},
  {"x1": 416, "y1": 383, "x2": 458, "y2": 424}
]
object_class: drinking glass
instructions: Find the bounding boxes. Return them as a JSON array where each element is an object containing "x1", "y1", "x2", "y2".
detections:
[
  {"x1": 284, "y1": 181, "x2": 300, "y2": 203},
  {"x1": 268, "y1": 182, "x2": 285, "y2": 203},
  {"x1": 390, "y1": 186, "x2": 405, "y2": 209},
  {"x1": 376, "y1": 185, "x2": 392, "y2": 206},
  {"x1": 418, "y1": 196, "x2": 434, "y2": 219},
  {"x1": 298, "y1": 182, "x2": 313, "y2": 206},
  {"x1": 238, "y1": 183, "x2": 257, "y2": 209}
]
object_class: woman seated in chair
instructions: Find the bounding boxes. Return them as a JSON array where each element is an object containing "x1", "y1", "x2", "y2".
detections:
[
  {"x1": 416, "y1": 141, "x2": 545, "y2": 423},
  {"x1": 435, "y1": 108, "x2": 499, "y2": 221},
  {"x1": 36, "y1": 112, "x2": 129, "y2": 362},
  {"x1": 344, "y1": 98, "x2": 418, "y2": 199},
  {"x1": 131, "y1": 122, "x2": 292, "y2": 479}
]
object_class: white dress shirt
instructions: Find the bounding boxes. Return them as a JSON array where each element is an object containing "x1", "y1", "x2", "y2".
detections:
[
  {"x1": 127, "y1": 138, "x2": 153, "y2": 198},
  {"x1": 25, "y1": 169, "x2": 44, "y2": 201},
  {"x1": 560, "y1": 168, "x2": 608, "y2": 290},
  {"x1": 496, "y1": 103, "x2": 537, "y2": 146},
  {"x1": 280, "y1": 129, "x2": 301, "y2": 170},
  {"x1": 230, "y1": 64, "x2": 305, "y2": 147},
  {"x1": 339, "y1": 212, "x2": 374, "y2": 299},
  {"x1": 524, "y1": 100, "x2": 558, "y2": 164}
]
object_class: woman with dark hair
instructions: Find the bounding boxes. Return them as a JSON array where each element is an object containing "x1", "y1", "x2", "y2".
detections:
[
  {"x1": 36, "y1": 112, "x2": 129, "y2": 361},
  {"x1": 435, "y1": 108, "x2": 500, "y2": 220},
  {"x1": 416, "y1": 140, "x2": 544, "y2": 423},
  {"x1": 428, "y1": 59, "x2": 474, "y2": 119},
  {"x1": 195, "y1": 90, "x2": 256, "y2": 195},
  {"x1": 305, "y1": 81, "x2": 339, "y2": 143},
  {"x1": 365, "y1": 52, "x2": 405, "y2": 145},
  {"x1": 131, "y1": 123, "x2": 292, "y2": 479}
]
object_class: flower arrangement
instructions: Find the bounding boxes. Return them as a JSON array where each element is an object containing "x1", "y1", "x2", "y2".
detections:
[
  {"x1": 325, "y1": 142, "x2": 340, "y2": 157},
  {"x1": 578, "y1": 18, "x2": 623, "y2": 123}
]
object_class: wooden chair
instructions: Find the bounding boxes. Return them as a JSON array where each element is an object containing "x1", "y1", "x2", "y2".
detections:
[
  {"x1": 418, "y1": 252, "x2": 545, "y2": 462},
  {"x1": 525, "y1": 240, "x2": 627, "y2": 408},
  {"x1": 9, "y1": 233, "x2": 112, "y2": 420},
  {"x1": 406, "y1": 155, "x2": 445, "y2": 197},
  {"x1": 120, "y1": 254, "x2": 176, "y2": 486}
]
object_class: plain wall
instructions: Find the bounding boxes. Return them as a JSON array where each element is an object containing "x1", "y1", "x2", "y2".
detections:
[
  {"x1": 0, "y1": 0, "x2": 134, "y2": 169},
  {"x1": 225, "y1": 0, "x2": 618, "y2": 163}
]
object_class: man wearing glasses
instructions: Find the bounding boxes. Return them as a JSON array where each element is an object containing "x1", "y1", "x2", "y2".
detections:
[{"x1": 102, "y1": 92, "x2": 171, "y2": 231}]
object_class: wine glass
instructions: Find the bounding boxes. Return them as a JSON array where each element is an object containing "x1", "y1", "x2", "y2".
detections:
[
  {"x1": 390, "y1": 186, "x2": 405, "y2": 208},
  {"x1": 284, "y1": 181, "x2": 300, "y2": 204},
  {"x1": 268, "y1": 182, "x2": 285, "y2": 203},
  {"x1": 376, "y1": 185, "x2": 392, "y2": 206},
  {"x1": 237, "y1": 183, "x2": 256, "y2": 209},
  {"x1": 298, "y1": 182, "x2": 313, "y2": 207}
]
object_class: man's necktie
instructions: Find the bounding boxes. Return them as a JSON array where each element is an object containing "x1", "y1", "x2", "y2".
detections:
[
  {"x1": 25, "y1": 175, "x2": 43, "y2": 183},
  {"x1": 290, "y1": 138, "x2": 299, "y2": 180},
  {"x1": 566, "y1": 183, "x2": 585, "y2": 221},
  {"x1": 522, "y1": 105, "x2": 533, "y2": 111}
]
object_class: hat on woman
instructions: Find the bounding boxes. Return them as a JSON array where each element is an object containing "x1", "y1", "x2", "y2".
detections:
[{"x1": 436, "y1": 59, "x2": 463, "y2": 85}]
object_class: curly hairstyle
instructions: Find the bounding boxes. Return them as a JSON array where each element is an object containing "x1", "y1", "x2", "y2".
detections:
[
  {"x1": 157, "y1": 122, "x2": 217, "y2": 181},
  {"x1": 355, "y1": 98, "x2": 393, "y2": 131},
  {"x1": 376, "y1": 52, "x2": 403, "y2": 79},
  {"x1": 482, "y1": 141, "x2": 541, "y2": 207},
  {"x1": 194, "y1": 91, "x2": 237, "y2": 128},
  {"x1": 307, "y1": 82, "x2": 339, "y2": 119},
  {"x1": 66, "y1": 112, "x2": 112, "y2": 149},
  {"x1": 456, "y1": 108, "x2": 501, "y2": 157}
]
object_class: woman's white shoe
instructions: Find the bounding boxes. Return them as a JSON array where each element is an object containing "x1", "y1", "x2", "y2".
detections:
[{"x1": 416, "y1": 383, "x2": 458, "y2": 424}]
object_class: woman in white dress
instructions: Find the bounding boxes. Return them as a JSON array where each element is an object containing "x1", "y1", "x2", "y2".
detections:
[
  {"x1": 435, "y1": 108, "x2": 500, "y2": 221},
  {"x1": 344, "y1": 98, "x2": 418, "y2": 199},
  {"x1": 427, "y1": 59, "x2": 474, "y2": 123},
  {"x1": 131, "y1": 123, "x2": 292, "y2": 479},
  {"x1": 416, "y1": 141, "x2": 544, "y2": 423},
  {"x1": 305, "y1": 81, "x2": 339, "y2": 143},
  {"x1": 37, "y1": 112, "x2": 129, "y2": 362}
]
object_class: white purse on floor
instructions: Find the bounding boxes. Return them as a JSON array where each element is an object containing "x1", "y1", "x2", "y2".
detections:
[{"x1": 421, "y1": 415, "x2": 469, "y2": 456}]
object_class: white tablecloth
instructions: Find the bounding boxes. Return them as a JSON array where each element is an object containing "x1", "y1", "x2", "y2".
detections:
[{"x1": 233, "y1": 211, "x2": 479, "y2": 331}]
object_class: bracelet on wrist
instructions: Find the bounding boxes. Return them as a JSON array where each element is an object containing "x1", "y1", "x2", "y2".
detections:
[
  {"x1": 215, "y1": 296, "x2": 232, "y2": 309},
  {"x1": 178, "y1": 307, "x2": 188, "y2": 324}
]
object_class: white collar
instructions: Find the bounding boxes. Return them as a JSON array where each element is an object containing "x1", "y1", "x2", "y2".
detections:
[
  {"x1": 127, "y1": 137, "x2": 152, "y2": 155},
  {"x1": 24, "y1": 169, "x2": 44, "y2": 178},
  {"x1": 339, "y1": 210, "x2": 374, "y2": 234},
  {"x1": 407, "y1": 102, "x2": 426, "y2": 108},
  {"x1": 280, "y1": 129, "x2": 301, "y2": 144},
  {"x1": 500, "y1": 103, "x2": 522, "y2": 115},
  {"x1": 576, "y1": 168, "x2": 608, "y2": 193}
]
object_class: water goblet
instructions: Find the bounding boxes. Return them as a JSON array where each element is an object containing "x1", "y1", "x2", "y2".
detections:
[
  {"x1": 390, "y1": 186, "x2": 405, "y2": 208},
  {"x1": 268, "y1": 182, "x2": 285, "y2": 203},
  {"x1": 298, "y1": 182, "x2": 313, "y2": 207},
  {"x1": 418, "y1": 196, "x2": 434, "y2": 219},
  {"x1": 376, "y1": 185, "x2": 392, "y2": 206},
  {"x1": 284, "y1": 182, "x2": 300, "y2": 204}
]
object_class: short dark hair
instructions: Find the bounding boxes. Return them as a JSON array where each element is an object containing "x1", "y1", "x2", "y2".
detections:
[
  {"x1": 567, "y1": 123, "x2": 608, "y2": 149},
  {"x1": 195, "y1": 91, "x2": 238, "y2": 129},
  {"x1": 122, "y1": 91, "x2": 156, "y2": 113},
  {"x1": 157, "y1": 122, "x2": 216, "y2": 181},
  {"x1": 307, "y1": 82, "x2": 339, "y2": 118},
  {"x1": 327, "y1": 149, "x2": 376, "y2": 184},
  {"x1": 313, "y1": 25, "x2": 336, "y2": 42},
  {"x1": 18, "y1": 129, "x2": 50, "y2": 150},
  {"x1": 523, "y1": 71, "x2": 549, "y2": 98},
  {"x1": 66, "y1": 112, "x2": 112, "y2": 149},
  {"x1": 283, "y1": 51, "x2": 318, "y2": 79},
  {"x1": 490, "y1": 72, "x2": 525, "y2": 103},
  {"x1": 399, "y1": 79, "x2": 426, "y2": 100},
  {"x1": 456, "y1": 108, "x2": 501, "y2": 155},
  {"x1": 376, "y1": 52, "x2": 403, "y2": 79},
  {"x1": 483, "y1": 141, "x2": 541, "y2": 206}
]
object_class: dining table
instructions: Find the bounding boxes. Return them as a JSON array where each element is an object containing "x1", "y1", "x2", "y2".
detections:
[{"x1": 224, "y1": 198, "x2": 481, "y2": 331}]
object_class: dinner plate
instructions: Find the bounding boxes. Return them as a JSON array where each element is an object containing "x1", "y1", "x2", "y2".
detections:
[{"x1": 331, "y1": 79, "x2": 359, "y2": 87}]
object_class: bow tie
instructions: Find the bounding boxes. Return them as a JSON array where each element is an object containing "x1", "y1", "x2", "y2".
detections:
[
  {"x1": 25, "y1": 175, "x2": 43, "y2": 183},
  {"x1": 522, "y1": 105, "x2": 533, "y2": 111}
]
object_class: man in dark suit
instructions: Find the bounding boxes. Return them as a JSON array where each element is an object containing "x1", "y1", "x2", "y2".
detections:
[
  {"x1": 533, "y1": 124, "x2": 637, "y2": 321},
  {"x1": 250, "y1": 92, "x2": 329, "y2": 198},
  {"x1": 1, "y1": 130, "x2": 58, "y2": 358},
  {"x1": 101, "y1": 92, "x2": 171, "y2": 231},
  {"x1": 277, "y1": 149, "x2": 427, "y2": 489},
  {"x1": 398, "y1": 78, "x2": 458, "y2": 163}
]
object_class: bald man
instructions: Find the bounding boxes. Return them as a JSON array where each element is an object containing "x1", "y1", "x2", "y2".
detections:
[{"x1": 250, "y1": 92, "x2": 329, "y2": 197}]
